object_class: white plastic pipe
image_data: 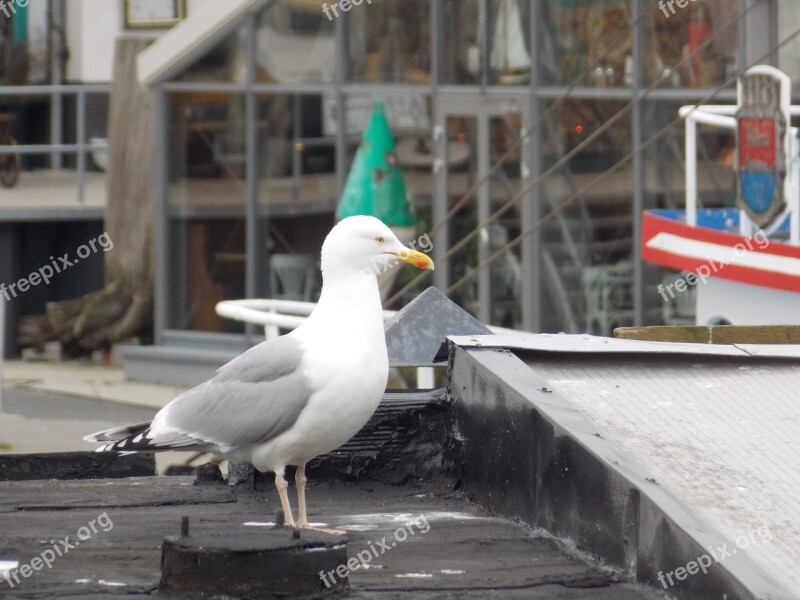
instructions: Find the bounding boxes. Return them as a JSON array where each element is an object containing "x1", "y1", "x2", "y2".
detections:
[
  {"x1": 216, "y1": 299, "x2": 397, "y2": 338},
  {"x1": 215, "y1": 298, "x2": 520, "y2": 389}
]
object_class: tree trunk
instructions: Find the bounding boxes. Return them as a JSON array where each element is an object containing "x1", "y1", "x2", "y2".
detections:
[{"x1": 21, "y1": 37, "x2": 156, "y2": 353}]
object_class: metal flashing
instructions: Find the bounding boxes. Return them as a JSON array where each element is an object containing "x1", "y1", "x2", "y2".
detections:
[{"x1": 447, "y1": 332, "x2": 800, "y2": 360}]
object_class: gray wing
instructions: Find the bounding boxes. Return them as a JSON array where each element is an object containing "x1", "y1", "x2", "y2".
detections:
[{"x1": 149, "y1": 335, "x2": 314, "y2": 451}]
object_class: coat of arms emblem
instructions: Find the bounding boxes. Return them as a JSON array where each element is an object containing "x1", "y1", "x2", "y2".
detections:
[{"x1": 736, "y1": 67, "x2": 791, "y2": 229}]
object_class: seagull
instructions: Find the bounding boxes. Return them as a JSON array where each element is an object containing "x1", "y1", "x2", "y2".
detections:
[{"x1": 85, "y1": 216, "x2": 433, "y2": 530}]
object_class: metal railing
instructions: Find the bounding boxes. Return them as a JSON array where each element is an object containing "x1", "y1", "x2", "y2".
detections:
[
  {"x1": 215, "y1": 298, "x2": 523, "y2": 388},
  {"x1": 0, "y1": 84, "x2": 111, "y2": 204}
]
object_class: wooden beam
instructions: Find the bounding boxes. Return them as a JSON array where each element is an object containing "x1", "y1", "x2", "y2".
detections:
[{"x1": 613, "y1": 325, "x2": 800, "y2": 345}]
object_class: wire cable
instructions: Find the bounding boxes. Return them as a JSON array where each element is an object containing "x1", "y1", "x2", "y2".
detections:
[
  {"x1": 385, "y1": 0, "x2": 761, "y2": 308},
  {"x1": 426, "y1": 1, "x2": 648, "y2": 239},
  {"x1": 444, "y1": 26, "x2": 800, "y2": 296}
]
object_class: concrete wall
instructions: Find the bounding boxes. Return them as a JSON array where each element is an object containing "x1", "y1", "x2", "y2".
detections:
[
  {"x1": 24, "y1": 0, "x2": 48, "y2": 82},
  {"x1": 64, "y1": 0, "x2": 215, "y2": 83}
]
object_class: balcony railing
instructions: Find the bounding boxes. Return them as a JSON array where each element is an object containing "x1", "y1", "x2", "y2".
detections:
[{"x1": 0, "y1": 84, "x2": 111, "y2": 204}]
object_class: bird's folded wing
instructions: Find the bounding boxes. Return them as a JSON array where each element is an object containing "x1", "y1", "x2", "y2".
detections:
[{"x1": 149, "y1": 335, "x2": 314, "y2": 451}]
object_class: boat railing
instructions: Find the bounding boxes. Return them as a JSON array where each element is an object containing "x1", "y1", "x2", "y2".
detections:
[{"x1": 678, "y1": 103, "x2": 800, "y2": 244}]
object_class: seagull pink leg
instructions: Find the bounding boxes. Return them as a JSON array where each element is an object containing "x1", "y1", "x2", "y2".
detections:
[
  {"x1": 274, "y1": 470, "x2": 296, "y2": 527},
  {"x1": 294, "y1": 463, "x2": 346, "y2": 535},
  {"x1": 295, "y1": 462, "x2": 309, "y2": 528}
]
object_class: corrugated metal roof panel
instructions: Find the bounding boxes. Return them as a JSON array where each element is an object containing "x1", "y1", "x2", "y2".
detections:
[{"x1": 524, "y1": 353, "x2": 800, "y2": 596}]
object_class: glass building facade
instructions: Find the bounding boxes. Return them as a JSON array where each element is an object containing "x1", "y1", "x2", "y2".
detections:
[{"x1": 149, "y1": 0, "x2": 792, "y2": 346}]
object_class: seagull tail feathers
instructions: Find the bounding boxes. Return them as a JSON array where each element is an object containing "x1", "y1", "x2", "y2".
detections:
[
  {"x1": 83, "y1": 422, "x2": 151, "y2": 443},
  {"x1": 85, "y1": 422, "x2": 210, "y2": 453}
]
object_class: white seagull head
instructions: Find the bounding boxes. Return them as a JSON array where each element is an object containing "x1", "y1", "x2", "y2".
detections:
[{"x1": 320, "y1": 216, "x2": 434, "y2": 282}]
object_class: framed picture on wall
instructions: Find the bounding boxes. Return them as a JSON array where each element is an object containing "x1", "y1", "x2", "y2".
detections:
[{"x1": 124, "y1": 0, "x2": 187, "y2": 29}]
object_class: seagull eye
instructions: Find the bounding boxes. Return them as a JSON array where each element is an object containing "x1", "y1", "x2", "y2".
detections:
[{"x1": 375, "y1": 236, "x2": 385, "y2": 244}]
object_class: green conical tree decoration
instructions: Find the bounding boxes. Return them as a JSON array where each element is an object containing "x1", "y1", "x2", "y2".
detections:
[{"x1": 336, "y1": 100, "x2": 415, "y2": 227}]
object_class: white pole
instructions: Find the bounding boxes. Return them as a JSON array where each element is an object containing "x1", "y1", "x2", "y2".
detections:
[
  {"x1": 790, "y1": 131, "x2": 800, "y2": 245},
  {"x1": 686, "y1": 114, "x2": 697, "y2": 227},
  {"x1": 416, "y1": 367, "x2": 435, "y2": 389}
]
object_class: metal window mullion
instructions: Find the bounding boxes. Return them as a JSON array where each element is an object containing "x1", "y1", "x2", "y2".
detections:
[
  {"x1": 480, "y1": 0, "x2": 490, "y2": 89},
  {"x1": 245, "y1": 11, "x2": 258, "y2": 342},
  {"x1": 738, "y1": 0, "x2": 747, "y2": 71},
  {"x1": 432, "y1": 100, "x2": 449, "y2": 292},
  {"x1": 632, "y1": 0, "x2": 644, "y2": 326},
  {"x1": 430, "y1": 0, "x2": 441, "y2": 88},
  {"x1": 477, "y1": 106, "x2": 491, "y2": 324},
  {"x1": 76, "y1": 90, "x2": 86, "y2": 204},
  {"x1": 335, "y1": 5, "x2": 347, "y2": 196},
  {"x1": 523, "y1": 0, "x2": 541, "y2": 332}
]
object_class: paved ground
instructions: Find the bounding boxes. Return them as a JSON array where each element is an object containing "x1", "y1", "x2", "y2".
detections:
[
  {"x1": 0, "y1": 475, "x2": 661, "y2": 598},
  {"x1": 1, "y1": 361, "x2": 186, "y2": 411},
  {"x1": 0, "y1": 361, "x2": 197, "y2": 473}
]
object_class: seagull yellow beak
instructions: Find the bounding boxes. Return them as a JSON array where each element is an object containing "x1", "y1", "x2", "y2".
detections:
[{"x1": 397, "y1": 249, "x2": 435, "y2": 270}]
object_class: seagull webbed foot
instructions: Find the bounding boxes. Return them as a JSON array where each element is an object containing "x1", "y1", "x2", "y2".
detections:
[{"x1": 301, "y1": 524, "x2": 347, "y2": 536}]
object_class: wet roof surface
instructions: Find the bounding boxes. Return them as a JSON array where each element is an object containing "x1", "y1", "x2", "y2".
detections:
[{"x1": 0, "y1": 475, "x2": 658, "y2": 599}]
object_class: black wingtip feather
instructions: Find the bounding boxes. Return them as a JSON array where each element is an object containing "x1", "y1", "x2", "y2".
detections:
[{"x1": 94, "y1": 427, "x2": 206, "y2": 453}]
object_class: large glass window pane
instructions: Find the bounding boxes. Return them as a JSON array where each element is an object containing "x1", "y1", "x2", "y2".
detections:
[
  {"x1": 166, "y1": 93, "x2": 247, "y2": 333},
  {"x1": 347, "y1": 0, "x2": 431, "y2": 84},
  {"x1": 642, "y1": 99, "x2": 735, "y2": 327},
  {"x1": 331, "y1": 93, "x2": 433, "y2": 305},
  {"x1": 486, "y1": 114, "x2": 524, "y2": 327},
  {"x1": 643, "y1": 100, "x2": 735, "y2": 215},
  {"x1": 489, "y1": 0, "x2": 532, "y2": 86},
  {"x1": 539, "y1": 0, "x2": 632, "y2": 87},
  {"x1": 441, "y1": 0, "x2": 479, "y2": 84},
  {"x1": 778, "y1": 1, "x2": 800, "y2": 83},
  {"x1": 442, "y1": 115, "x2": 479, "y2": 312},
  {"x1": 643, "y1": 0, "x2": 738, "y2": 88},
  {"x1": 541, "y1": 99, "x2": 634, "y2": 333},
  {"x1": 438, "y1": 107, "x2": 525, "y2": 329},
  {"x1": 440, "y1": 0, "x2": 533, "y2": 86},
  {"x1": 176, "y1": 31, "x2": 245, "y2": 84},
  {"x1": 256, "y1": 1, "x2": 336, "y2": 84},
  {"x1": 256, "y1": 93, "x2": 337, "y2": 300}
]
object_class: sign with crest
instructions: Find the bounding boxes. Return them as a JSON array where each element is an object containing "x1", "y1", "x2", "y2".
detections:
[{"x1": 735, "y1": 66, "x2": 791, "y2": 229}]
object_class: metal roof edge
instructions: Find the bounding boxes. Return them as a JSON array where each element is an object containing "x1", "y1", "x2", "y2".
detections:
[
  {"x1": 447, "y1": 333, "x2": 800, "y2": 360},
  {"x1": 137, "y1": 0, "x2": 270, "y2": 87},
  {"x1": 454, "y1": 346, "x2": 796, "y2": 599}
]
